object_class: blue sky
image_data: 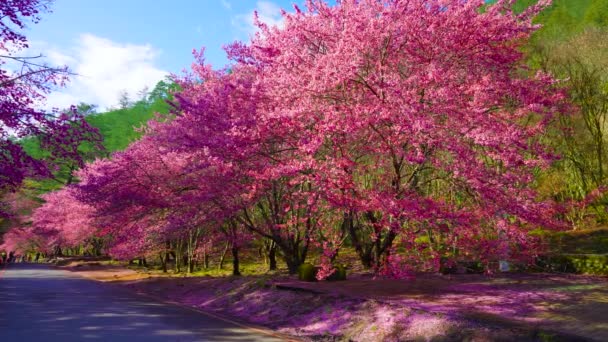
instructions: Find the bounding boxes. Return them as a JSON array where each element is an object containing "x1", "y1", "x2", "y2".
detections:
[{"x1": 24, "y1": 0, "x2": 302, "y2": 110}]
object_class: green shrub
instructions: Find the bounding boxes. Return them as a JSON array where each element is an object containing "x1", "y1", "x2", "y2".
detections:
[
  {"x1": 414, "y1": 235, "x2": 430, "y2": 244},
  {"x1": 539, "y1": 254, "x2": 608, "y2": 275},
  {"x1": 327, "y1": 264, "x2": 347, "y2": 281},
  {"x1": 297, "y1": 263, "x2": 318, "y2": 281},
  {"x1": 534, "y1": 228, "x2": 608, "y2": 254}
]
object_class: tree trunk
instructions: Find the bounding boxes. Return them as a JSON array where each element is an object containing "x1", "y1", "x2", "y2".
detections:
[
  {"x1": 218, "y1": 242, "x2": 229, "y2": 270},
  {"x1": 183, "y1": 254, "x2": 189, "y2": 273},
  {"x1": 188, "y1": 256, "x2": 195, "y2": 273},
  {"x1": 203, "y1": 250, "x2": 209, "y2": 269},
  {"x1": 174, "y1": 239, "x2": 183, "y2": 273},
  {"x1": 345, "y1": 213, "x2": 373, "y2": 268},
  {"x1": 268, "y1": 242, "x2": 277, "y2": 271},
  {"x1": 232, "y1": 245, "x2": 241, "y2": 276},
  {"x1": 274, "y1": 237, "x2": 310, "y2": 275},
  {"x1": 374, "y1": 230, "x2": 397, "y2": 269},
  {"x1": 285, "y1": 258, "x2": 300, "y2": 274},
  {"x1": 282, "y1": 247, "x2": 305, "y2": 275},
  {"x1": 92, "y1": 238, "x2": 103, "y2": 256},
  {"x1": 187, "y1": 232, "x2": 193, "y2": 274},
  {"x1": 159, "y1": 252, "x2": 167, "y2": 273}
]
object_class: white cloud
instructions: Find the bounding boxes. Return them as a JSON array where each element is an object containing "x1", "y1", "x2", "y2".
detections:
[
  {"x1": 232, "y1": 1, "x2": 284, "y2": 36},
  {"x1": 220, "y1": 0, "x2": 232, "y2": 10},
  {"x1": 42, "y1": 34, "x2": 168, "y2": 111}
]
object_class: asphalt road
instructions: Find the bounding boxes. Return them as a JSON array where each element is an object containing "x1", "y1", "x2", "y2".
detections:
[{"x1": 0, "y1": 263, "x2": 286, "y2": 342}]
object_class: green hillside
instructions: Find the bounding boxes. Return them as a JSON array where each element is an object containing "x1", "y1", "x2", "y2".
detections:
[
  {"x1": 86, "y1": 98, "x2": 170, "y2": 153},
  {"x1": 488, "y1": 0, "x2": 607, "y2": 38},
  {"x1": 17, "y1": 79, "x2": 177, "y2": 194},
  {"x1": 22, "y1": 79, "x2": 175, "y2": 155}
]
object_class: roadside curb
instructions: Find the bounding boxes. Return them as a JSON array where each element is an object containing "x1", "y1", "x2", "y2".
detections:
[{"x1": 132, "y1": 290, "x2": 300, "y2": 342}]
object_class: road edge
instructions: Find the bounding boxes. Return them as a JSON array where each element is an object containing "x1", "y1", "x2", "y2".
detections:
[{"x1": 56, "y1": 264, "x2": 301, "y2": 342}]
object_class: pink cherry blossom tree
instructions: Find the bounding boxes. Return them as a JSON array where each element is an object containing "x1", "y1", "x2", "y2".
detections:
[
  {"x1": 12, "y1": 0, "x2": 570, "y2": 280},
  {"x1": 150, "y1": 54, "x2": 328, "y2": 274},
  {"x1": 225, "y1": 0, "x2": 567, "y2": 276},
  {"x1": 31, "y1": 187, "x2": 99, "y2": 255},
  {"x1": 1, "y1": 0, "x2": 102, "y2": 203}
]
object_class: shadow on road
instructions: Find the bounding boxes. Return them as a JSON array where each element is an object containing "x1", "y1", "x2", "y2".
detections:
[{"x1": 0, "y1": 263, "x2": 283, "y2": 341}]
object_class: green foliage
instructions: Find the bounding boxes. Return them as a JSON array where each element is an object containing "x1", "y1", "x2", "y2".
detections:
[
  {"x1": 583, "y1": 0, "x2": 608, "y2": 27},
  {"x1": 537, "y1": 331, "x2": 557, "y2": 342},
  {"x1": 535, "y1": 226, "x2": 608, "y2": 277},
  {"x1": 16, "y1": 80, "x2": 175, "y2": 197},
  {"x1": 515, "y1": 0, "x2": 608, "y2": 228},
  {"x1": 537, "y1": 228, "x2": 608, "y2": 254},
  {"x1": 86, "y1": 99, "x2": 170, "y2": 153},
  {"x1": 21, "y1": 79, "x2": 176, "y2": 160},
  {"x1": 490, "y1": 0, "x2": 602, "y2": 40},
  {"x1": 327, "y1": 264, "x2": 347, "y2": 281},
  {"x1": 297, "y1": 263, "x2": 318, "y2": 281},
  {"x1": 540, "y1": 254, "x2": 608, "y2": 275},
  {"x1": 87, "y1": 83, "x2": 175, "y2": 153},
  {"x1": 14, "y1": 101, "x2": 170, "y2": 196},
  {"x1": 414, "y1": 235, "x2": 430, "y2": 244},
  {"x1": 535, "y1": 1, "x2": 580, "y2": 40}
]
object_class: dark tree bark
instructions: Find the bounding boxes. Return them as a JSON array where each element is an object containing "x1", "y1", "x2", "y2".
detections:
[
  {"x1": 218, "y1": 242, "x2": 229, "y2": 270},
  {"x1": 159, "y1": 252, "x2": 167, "y2": 273},
  {"x1": 232, "y1": 245, "x2": 241, "y2": 276},
  {"x1": 268, "y1": 241, "x2": 277, "y2": 271}
]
